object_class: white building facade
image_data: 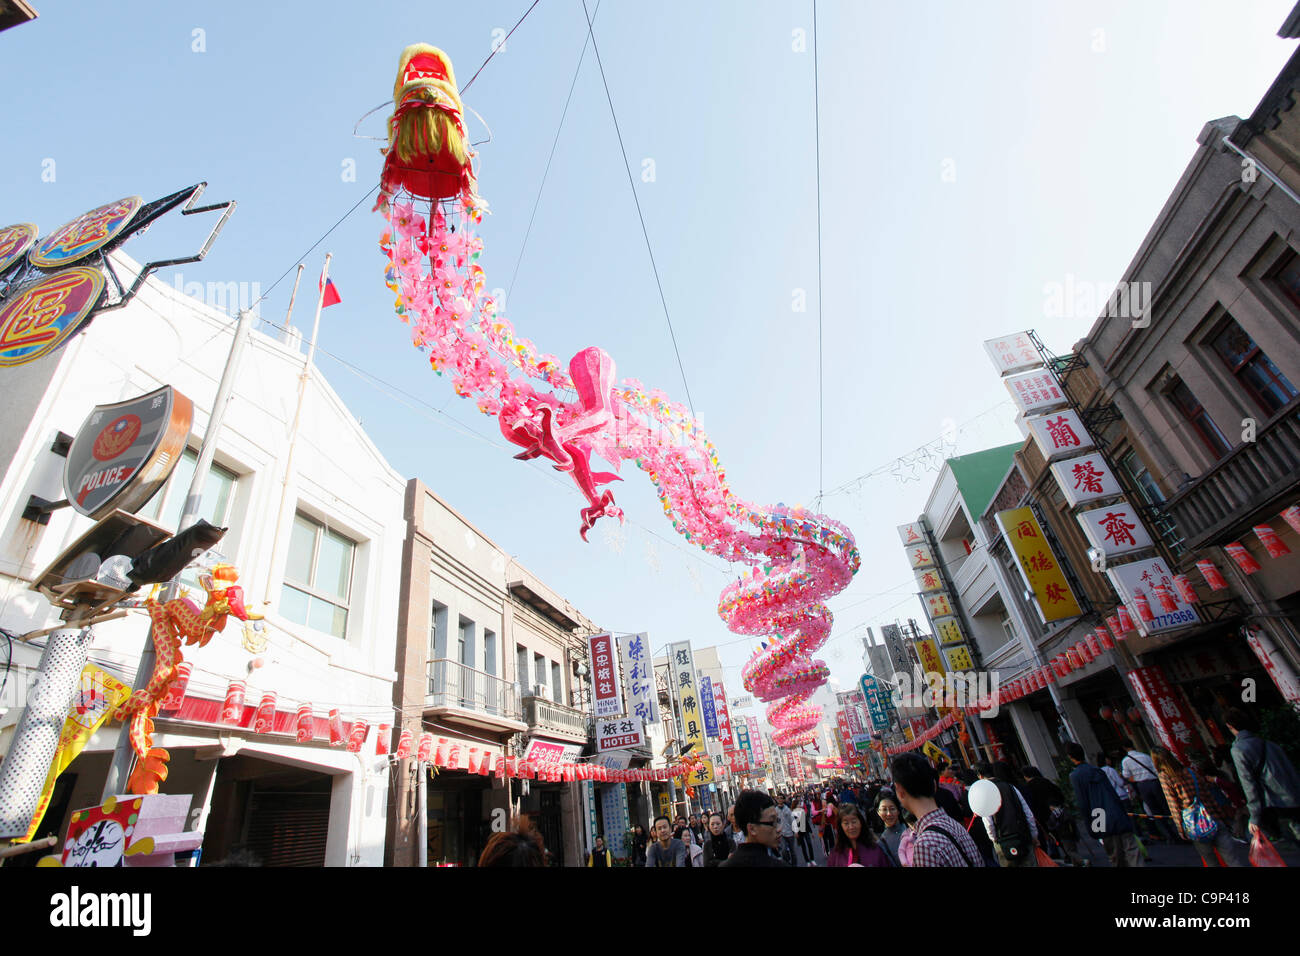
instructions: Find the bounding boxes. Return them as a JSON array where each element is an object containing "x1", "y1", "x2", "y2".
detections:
[{"x1": 0, "y1": 254, "x2": 406, "y2": 865}]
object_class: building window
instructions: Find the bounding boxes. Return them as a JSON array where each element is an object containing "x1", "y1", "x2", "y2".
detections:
[
  {"x1": 431, "y1": 601, "x2": 449, "y2": 659},
  {"x1": 1119, "y1": 449, "x2": 1164, "y2": 506},
  {"x1": 1270, "y1": 251, "x2": 1300, "y2": 312},
  {"x1": 1209, "y1": 315, "x2": 1297, "y2": 416},
  {"x1": 142, "y1": 449, "x2": 239, "y2": 587},
  {"x1": 281, "y1": 512, "x2": 355, "y2": 639},
  {"x1": 1000, "y1": 614, "x2": 1016, "y2": 644},
  {"x1": 484, "y1": 629, "x2": 496, "y2": 676},
  {"x1": 1165, "y1": 378, "x2": 1232, "y2": 458},
  {"x1": 534, "y1": 653, "x2": 547, "y2": 699},
  {"x1": 552, "y1": 661, "x2": 562, "y2": 704},
  {"x1": 516, "y1": 645, "x2": 528, "y2": 691}
]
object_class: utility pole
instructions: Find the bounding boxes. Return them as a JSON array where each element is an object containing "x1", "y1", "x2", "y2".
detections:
[{"x1": 101, "y1": 307, "x2": 257, "y2": 798}]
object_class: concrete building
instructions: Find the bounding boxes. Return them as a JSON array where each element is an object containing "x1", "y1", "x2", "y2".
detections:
[
  {"x1": 388, "y1": 479, "x2": 602, "y2": 866},
  {"x1": 0, "y1": 253, "x2": 405, "y2": 866}
]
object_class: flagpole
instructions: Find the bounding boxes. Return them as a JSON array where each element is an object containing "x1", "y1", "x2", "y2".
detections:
[
  {"x1": 263, "y1": 254, "x2": 331, "y2": 609},
  {"x1": 283, "y1": 263, "x2": 305, "y2": 336}
]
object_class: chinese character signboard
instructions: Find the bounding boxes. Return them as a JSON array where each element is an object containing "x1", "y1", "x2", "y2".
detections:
[
  {"x1": 996, "y1": 507, "x2": 1083, "y2": 623},
  {"x1": 925, "y1": 593, "x2": 954, "y2": 618},
  {"x1": 1127, "y1": 666, "x2": 1203, "y2": 763},
  {"x1": 698, "y1": 675, "x2": 719, "y2": 739},
  {"x1": 1106, "y1": 557, "x2": 1200, "y2": 636},
  {"x1": 943, "y1": 645, "x2": 975, "y2": 672},
  {"x1": 713, "y1": 681, "x2": 734, "y2": 747},
  {"x1": 1077, "y1": 504, "x2": 1154, "y2": 558},
  {"x1": 1050, "y1": 452, "x2": 1123, "y2": 508},
  {"x1": 914, "y1": 637, "x2": 947, "y2": 676},
  {"x1": 897, "y1": 522, "x2": 925, "y2": 547},
  {"x1": 596, "y1": 716, "x2": 646, "y2": 752},
  {"x1": 906, "y1": 545, "x2": 935, "y2": 570},
  {"x1": 524, "y1": 739, "x2": 583, "y2": 765},
  {"x1": 915, "y1": 568, "x2": 945, "y2": 593},
  {"x1": 730, "y1": 694, "x2": 754, "y2": 711},
  {"x1": 859, "y1": 674, "x2": 892, "y2": 732},
  {"x1": 983, "y1": 332, "x2": 1043, "y2": 376},
  {"x1": 746, "y1": 716, "x2": 766, "y2": 764},
  {"x1": 1026, "y1": 409, "x2": 1095, "y2": 462},
  {"x1": 588, "y1": 633, "x2": 624, "y2": 718},
  {"x1": 686, "y1": 757, "x2": 715, "y2": 787},
  {"x1": 934, "y1": 617, "x2": 965, "y2": 646},
  {"x1": 1004, "y1": 369, "x2": 1068, "y2": 416},
  {"x1": 668, "y1": 641, "x2": 706, "y2": 758},
  {"x1": 619, "y1": 632, "x2": 658, "y2": 726},
  {"x1": 735, "y1": 718, "x2": 751, "y2": 758}
]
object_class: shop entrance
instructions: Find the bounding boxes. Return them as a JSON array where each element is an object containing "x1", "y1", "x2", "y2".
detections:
[{"x1": 204, "y1": 754, "x2": 333, "y2": 866}]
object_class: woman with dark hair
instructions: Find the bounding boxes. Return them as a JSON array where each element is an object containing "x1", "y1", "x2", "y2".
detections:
[
  {"x1": 630, "y1": 824, "x2": 648, "y2": 866},
  {"x1": 874, "y1": 790, "x2": 907, "y2": 866},
  {"x1": 826, "y1": 803, "x2": 891, "y2": 867},
  {"x1": 1151, "y1": 745, "x2": 1248, "y2": 867},
  {"x1": 701, "y1": 812, "x2": 734, "y2": 867},
  {"x1": 478, "y1": 826, "x2": 545, "y2": 867},
  {"x1": 821, "y1": 798, "x2": 839, "y2": 854}
]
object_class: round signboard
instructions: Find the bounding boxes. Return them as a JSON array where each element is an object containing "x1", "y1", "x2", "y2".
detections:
[
  {"x1": 0, "y1": 222, "x2": 37, "y2": 274},
  {"x1": 28, "y1": 196, "x2": 142, "y2": 268},
  {"x1": 0, "y1": 267, "x2": 106, "y2": 367}
]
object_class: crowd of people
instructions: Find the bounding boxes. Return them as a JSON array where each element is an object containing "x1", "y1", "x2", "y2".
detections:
[{"x1": 476, "y1": 705, "x2": 1300, "y2": 867}]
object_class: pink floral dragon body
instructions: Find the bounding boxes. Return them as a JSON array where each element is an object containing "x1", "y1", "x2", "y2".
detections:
[{"x1": 376, "y1": 45, "x2": 859, "y2": 749}]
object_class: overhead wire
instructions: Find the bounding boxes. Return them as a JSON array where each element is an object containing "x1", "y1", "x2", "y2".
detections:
[{"x1": 579, "y1": 0, "x2": 697, "y2": 420}]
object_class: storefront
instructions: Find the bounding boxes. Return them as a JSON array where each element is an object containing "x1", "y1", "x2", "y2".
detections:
[{"x1": 424, "y1": 732, "x2": 509, "y2": 867}]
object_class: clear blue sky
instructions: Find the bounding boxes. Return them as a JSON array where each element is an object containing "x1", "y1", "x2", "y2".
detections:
[{"x1": 4, "y1": 0, "x2": 1297, "y2": 717}]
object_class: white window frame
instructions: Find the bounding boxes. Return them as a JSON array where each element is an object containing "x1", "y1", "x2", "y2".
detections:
[{"x1": 281, "y1": 511, "x2": 356, "y2": 640}]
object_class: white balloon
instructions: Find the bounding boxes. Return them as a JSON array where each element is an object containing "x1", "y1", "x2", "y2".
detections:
[{"x1": 968, "y1": 779, "x2": 1002, "y2": 817}]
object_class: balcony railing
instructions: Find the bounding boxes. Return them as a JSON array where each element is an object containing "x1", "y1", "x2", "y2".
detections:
[
  {"x1": 522, "y1": 695, "x2": 589, "y2": 739},
  {"x1": 1164, "y1": 397, "x2": 1300, "y2": 552},
  {"x1": 426, "y1": 658, "x2": 521, "y2": 722}
]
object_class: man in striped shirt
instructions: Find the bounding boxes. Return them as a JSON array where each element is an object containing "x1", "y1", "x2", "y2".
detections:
[{"x1": 891, "y1": 753, "x2": 982, "y2": 867}]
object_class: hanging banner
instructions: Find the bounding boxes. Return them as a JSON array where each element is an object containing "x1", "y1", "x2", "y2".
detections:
[
  {"x1": 746, "y1": 716, "x2": 766, "y2": 764},
  {"x1": 668, "y1": 642, "x2": 706, "y2": 758},
  {"x1": 1127, "y1": 666, "x2": 1202, "y2": 763},
  {"x1": 735, "y1": 718, "x2": 752, "y2": 760},
  {"x1": 712, "y1": 680, "x2": 734, "y2": 748},
  {"x1": 618, "y1": 632, "x2": 658, "y2": 726},
  {"x1": 914, "y1": 637, "x2": 948, "y2": 676},
  {"x1": 996, "y1": 507, "x2": 1083, "y2": 622},
  {"x1": 698, "y1": 675, "x2": 719, "y2": 739},
  {"x1": 859, "y1": 674, "x2": 892, "y2": 732},
  {"x1": 897, "y1": 522, "x2": 925, "y2": 547},
  {"x1": 588, "y1": 632, "x2": 623, "y2": 718},
  {"x1": 934, "y1": 617, "x2": 965, "y2": 646},
  {"x1": 685, "y1": 756, "x2": 715, "y2": 787},
  {"x1": 983, "y1": 331, "x2": 1043, "y2": 376},
  {"x1": 943, "y1": 645, "x2": 975, "y2": 672},
  {"x1": 915, "y1": 568, "x2": 945, "y2": 593},
  {"x1": 19, "y1": 665, "x2": 132, "y2": 842}
]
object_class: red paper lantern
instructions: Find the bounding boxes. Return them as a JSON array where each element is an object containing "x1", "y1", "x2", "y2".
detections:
[
  {"x1": 347, "y1": 718, "x2": 369, "y2": 754},
  {"x1": 221, "y1": 680, "x2": 247, "y2": 726},
  {"x1": 1117, "y1": 605, "x2": 1136, "y2": 632},
  {"x1": 1095, "y1": 626, "x2": 1114, "y2": 650},
  {"x1": 1281, "y1": 506, "x2": 1300, "y2": 535},
  {"x1": 494, "y1": 754, "x2": 505, "y2": 778},
  {"x1": 376, "y1": 723, "x2": 392, "y2": 756},
  {"x1": 159, "y1": 661, "x2": 192, "y2": 714},
  {"x1": 1127, "y1": 707, "x2": 1143, "y2": 724},
  {"x1": 328, "y1": 708, "x2": 345, "y2": 746},
  {"x1": 1195, "y1": 560, "x2": 1228, "y2": 591},
  {"x1": 1133, "y1": 590, "x2": 1153, "y2": 623},
  {"x1": 434, "y1": 737, "x2": 448, "y2": 766},
  {"x1": 1152, "y1": 582, "x2": 1178, "y2": 614},
  {"x1": 479, "y1": 751, "x2": 493, "y2": 776},
  {"x1": 1224, "y1": 541, "x2": 1262, "y2": 575},
  {"x1": 1098, "y1": 704, "x2": 1113, "y2": 721},
  {"x1": 417, "y1": 733, "x2": 433, "y2": 762},
  {"x1": 395, "y1": 729, "x2": 413, "y2": 759},
  {"x1": 296, "y1": 704, "x2": 315, "y2": 742},
  {"x1": 447, "y1": 742, "x2": 462, "y2": 770},
  {"x1": 1173, "y1": 574, "x2": 1197, "y2": 604},
  {"x1": 506, "y1": 755, "x2": 518, "y2": 777},
  {"x1": 1253, "y1": 523, "x2": 1291, "y2": 559},
  {"x1": 1088, "y1": 631, "x2": 1104, "y2": 656}
]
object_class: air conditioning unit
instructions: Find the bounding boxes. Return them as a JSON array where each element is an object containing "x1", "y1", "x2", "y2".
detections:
[{"x1": 532, "y1": 684, "x2": 549, "y2": 699}]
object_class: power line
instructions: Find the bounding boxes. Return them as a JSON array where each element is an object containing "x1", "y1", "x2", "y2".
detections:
[
  {"x1": 460, "y1": 0, "x2": 544, "y2": 93},
  {"x1": 813, "y1": 0, "x2": 824, "y2": 507},
  {"x1": 507, "y1": 0, "x2": 601, "y2": 304},
  {"x1": 580, "y1": 0, "x2": 697, "y2": 420}
]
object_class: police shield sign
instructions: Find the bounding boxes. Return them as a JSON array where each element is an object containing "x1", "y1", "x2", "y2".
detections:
[{"x1": 64, "y1": 385, "x2": 193, "y2": 520}]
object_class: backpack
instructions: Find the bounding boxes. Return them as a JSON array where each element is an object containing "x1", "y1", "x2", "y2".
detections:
[{"x1": 992, "y1": 782, "x2": 1034, "y2": 862}]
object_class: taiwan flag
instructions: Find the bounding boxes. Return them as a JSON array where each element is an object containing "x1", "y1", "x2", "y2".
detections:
[{"x1": 318, "y1": 275, "x2": 342, "y2": 308}]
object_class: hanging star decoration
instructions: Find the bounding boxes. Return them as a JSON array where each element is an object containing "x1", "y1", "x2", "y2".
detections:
[{"x1": 600, "y1": 519, "x2": 626, "y2": 555}]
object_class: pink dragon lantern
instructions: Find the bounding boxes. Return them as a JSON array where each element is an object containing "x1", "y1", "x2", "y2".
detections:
[{"x1": 374, "y1": 45, "x2": 859, "y2": 750}]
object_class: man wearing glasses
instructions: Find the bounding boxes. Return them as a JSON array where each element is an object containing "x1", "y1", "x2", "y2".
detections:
[{"x1": 719, "y1": 790, "x2": 791, "y2": 867}]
